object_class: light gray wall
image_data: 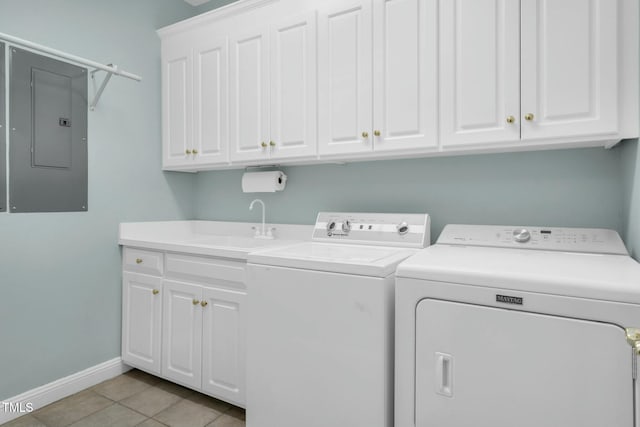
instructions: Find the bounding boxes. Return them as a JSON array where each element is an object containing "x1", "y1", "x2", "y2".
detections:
[
  {"x1": 0, "y1": 0, "x2": 197, "y2": 400},
  {"x1": 194, "y1": 147, "x2": 626, "y2": 241}
]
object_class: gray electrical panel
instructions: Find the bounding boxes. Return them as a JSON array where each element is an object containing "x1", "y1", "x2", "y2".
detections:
[
  {"x1": 9, "y1": 48, "x2": 87, "y2": 213},
  {"x1": 0, "y1": 43, "x2": 6, "y2": 213}
]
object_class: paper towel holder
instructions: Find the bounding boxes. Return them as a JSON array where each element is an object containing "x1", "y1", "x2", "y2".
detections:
[
  {"x1": 244, "y1": 164, "x2": 281, "y2": 171},
  {"x1": 241, "y1": 169, "x2": 288, "y2": 193}
]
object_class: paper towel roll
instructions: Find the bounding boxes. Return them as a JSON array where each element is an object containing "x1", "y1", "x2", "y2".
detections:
[{"x1": 241, "y1": 171, "x2": 287, "y2": 193}]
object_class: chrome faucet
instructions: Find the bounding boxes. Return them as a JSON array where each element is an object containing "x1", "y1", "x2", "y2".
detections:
[{"x1": 249, "y1": 199, "x2": 273, "y2": 239}]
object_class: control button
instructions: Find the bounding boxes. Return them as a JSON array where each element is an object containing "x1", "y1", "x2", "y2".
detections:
[
  {"x1": 368, "y1": 225, "x2": 373, "y2": 230},
  {"x1": 327, "y1": 221, "x2": 336, "y2": 236},
  {"x1": 397, "y1": 221, "x2": 410, "y2": 236},
  {"x1": 512, "y1": 228, "x2": 531, "y2": 243},
  {"x1": 342, "y1": 220, "x2": 352, "y2": 233}
]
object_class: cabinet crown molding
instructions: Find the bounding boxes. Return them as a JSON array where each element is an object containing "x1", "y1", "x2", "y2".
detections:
[{"x1": 157, "y1": 0, "x2": 279, "y2": 38}]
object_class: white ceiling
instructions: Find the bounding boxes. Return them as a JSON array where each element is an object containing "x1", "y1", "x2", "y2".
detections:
[{"x1": 183, "y1": 0, "x2": 211, "y2": 5}]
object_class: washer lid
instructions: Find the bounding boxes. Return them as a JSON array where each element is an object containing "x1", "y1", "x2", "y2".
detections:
[
  {"x1": 396, "y1": 245, "x2": 640, "y2": 304},
  {"x1": 248, "y1": 242, "x2": 417, "y2": 277}
]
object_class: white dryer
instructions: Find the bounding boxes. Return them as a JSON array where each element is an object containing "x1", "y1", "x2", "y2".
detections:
[
  {"x1": 395, "y1": 224, "x2": 640, "y2": 427},
  {"x1": 246, "y1": 212, "x2": 430, "y2": 427}
]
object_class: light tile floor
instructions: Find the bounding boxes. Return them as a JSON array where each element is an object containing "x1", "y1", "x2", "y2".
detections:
[{"x1": 1, "y1": 370, "x2": 245, "y2": 427}]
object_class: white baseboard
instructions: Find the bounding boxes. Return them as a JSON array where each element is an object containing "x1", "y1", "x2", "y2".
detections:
[{"x1": 0, "y1": 357, "x2": 131, "y2": 425}]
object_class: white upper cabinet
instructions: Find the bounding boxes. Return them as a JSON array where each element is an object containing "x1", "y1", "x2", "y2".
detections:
[
  {"x1": 162, "y1": 37, "x2": 193, "y2": 168},
  {"x1": 372, "y1": 0, "x2": 438, "y2": 152},
  {"x1": 520, "y1": 0, "x2": 618, "y2": 140},
  {"x1": 229, "y1": 10, "x2": 318, "y2": 163},
  {"x1": 269, "y1": 11, "x2": 318, "y2": 160},
  {"x1": 319, "y1": 0, "x2": 437, "y2": 156},
  {"x1": 318, "y1": 0, "x2": 373, "y2": 155},
  {"x1": 440, "y1": 0, "x2": 521, "y2": 147},
  {"x1": 162, "y1": 29, "x2": 229, "y2": 170},
  {"x1": 193, "y1": 33, "x2": 229, "y2": 165},
  {"x1": 441, "y1": 0, "x2": 624, "y2": 148},
  {"x1": 229, "y1": 26, "x2": 270, "y2": 163},
  {"x1": 159, "y1": 0, "x2": 637, "y2": 169}
]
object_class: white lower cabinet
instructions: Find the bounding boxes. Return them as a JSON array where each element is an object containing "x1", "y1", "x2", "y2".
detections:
[
  {"x1": 122, "y1": 272, "x2": 163, "y2": 375},
  {"x1": 201, "y1": 287, "x2": 246, "y2": 404},
  {"x1": 162, "y1": 280, "x2": 246, "y2": 406},
  {"x1": 162, "y1": 280, "x2": 203, "y2": 389},
  {"x1": 122, "y1": 249, "x2": 247, "y2": 407}
]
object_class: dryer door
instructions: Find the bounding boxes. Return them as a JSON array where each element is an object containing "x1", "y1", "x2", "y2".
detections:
[{"x1": 415, "y1": 299, "x2": 634, "y2": 427}]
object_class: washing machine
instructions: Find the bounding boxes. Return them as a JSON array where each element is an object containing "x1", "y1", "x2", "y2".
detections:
[
  {"x1": 246, "y1": 212, "x2": 430, "y2": 427},
  {"x1": 395, "y1": 224, "x2": 640, "y2": 427}
]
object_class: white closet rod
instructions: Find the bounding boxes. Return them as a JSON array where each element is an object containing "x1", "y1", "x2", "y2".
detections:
[{"x1": 0, "y1": 31, "x2": 142, "y2": 81}]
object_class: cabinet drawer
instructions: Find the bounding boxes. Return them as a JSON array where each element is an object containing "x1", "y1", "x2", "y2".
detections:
[
  {"x1": 165, "y1": 253, "x2": 245, "y2": 285},
  {"x1": 123, "y1": 248, "x2": 164, "y2": 276}
]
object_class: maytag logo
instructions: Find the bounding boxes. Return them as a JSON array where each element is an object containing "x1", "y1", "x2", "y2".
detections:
[{"x1": 496, "y1": 294, "x2": 523, "y2": 305}]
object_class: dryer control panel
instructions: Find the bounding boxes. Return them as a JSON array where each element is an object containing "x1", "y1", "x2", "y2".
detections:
[
  {"x1": 312, "y1": 212, "x2": 431, "y2": 248},
  {"x1": 437, "y1": 225, "x2": 628, "y2": 255}
]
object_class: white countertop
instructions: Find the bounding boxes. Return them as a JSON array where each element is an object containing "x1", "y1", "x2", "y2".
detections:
[{"x1": 119, "y1": 220, "x2": 313, "y2": 260}]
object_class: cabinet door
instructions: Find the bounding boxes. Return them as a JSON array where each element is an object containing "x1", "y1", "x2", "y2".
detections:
[
  {"x1": 162, "y1": 38, "x2": 193, "y2": 168},
  {"x1": 269, "y1": 11, "x2": 318, "y2": 160},
  {"x1": 318, "y1": 0, "x2": 373, "y2": 155},
  {"x1": 440, "y1": 0, "x2": 521, "y2": 147},
  {"x1": 193, "y1": 34, "x2": 229, "y2": 166},
  {"x1": 162, "y1": 280, "x2": 202, "y2": 389},
  {"x1": 229, "y1": 27, "x2": 270, "y2": 162},
  {"x1": 201, "y1": 287, "x2": 246, "y2": 406},
  {"x1": 372, "y1": 0, "x2": 438, "y2": 152},
  {"x1": 122, "y1": 273, "x2": 162, "y2": 374},
  {"x1": 520, "y1": 0, "x2": 618, "y2": 140}
]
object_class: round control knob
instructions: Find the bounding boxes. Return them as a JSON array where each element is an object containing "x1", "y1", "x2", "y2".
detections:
[
  {"x1": 326, "y1": 221, "x2": 336, "y2": 236},
  {"x1": 342, "y1": 220, "x2": 352, "y2": 233},
  {"x1": 397, "y1": 221, "x2": 410, "y2": 236},
  {"x1": 512, "y1": 228, "x2": 531, "y2": 243}
]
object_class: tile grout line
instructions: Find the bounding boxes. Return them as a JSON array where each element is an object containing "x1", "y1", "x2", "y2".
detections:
[
  {"x1": 149, "y1": 396, "x2": 225, "y2": 426},
  {"x1": 89, "y1": 380, "x2": 158, "y2": 424},
  {"x1": 31, "y1": 391, "x2": 116, "y2": 427},
  {"x1": 147, "y1": 397, "x2": 184, "y2": 422},
  {"x1": 136, "y1": 416, "x2": 169, "y2": 427}
]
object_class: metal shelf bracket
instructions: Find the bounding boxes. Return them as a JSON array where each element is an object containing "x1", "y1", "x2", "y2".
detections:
[{"x1": 90, "y1": 65, "x2": 115, "y2": 111}]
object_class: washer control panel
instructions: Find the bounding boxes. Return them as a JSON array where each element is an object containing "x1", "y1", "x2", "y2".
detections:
[
  {"x1": 313, "y1": 212, "x2": 431, "y2": 248},
  {"x1": 438, "y1": 224, "x2": 628, "y2": 255}
]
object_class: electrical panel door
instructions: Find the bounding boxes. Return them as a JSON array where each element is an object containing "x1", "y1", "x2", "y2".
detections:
[{"x1": 9, "y1": 48, "x2": 87, "y2": 213}]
